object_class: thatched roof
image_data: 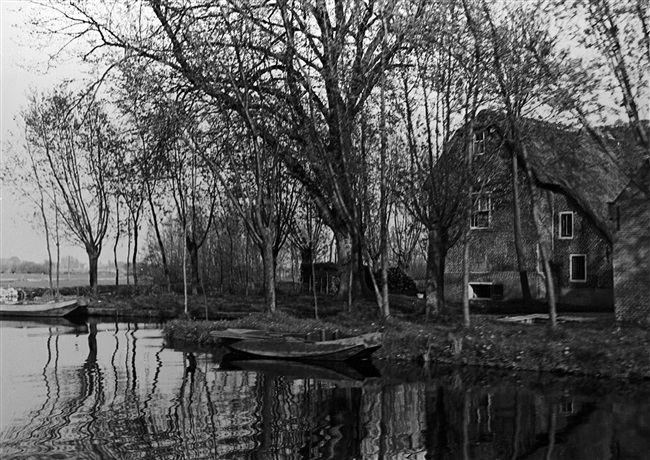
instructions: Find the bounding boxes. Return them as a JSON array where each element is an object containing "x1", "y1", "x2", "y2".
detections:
[{"x1": 472, "y1": 110, "x2": 648, "y2": 241}]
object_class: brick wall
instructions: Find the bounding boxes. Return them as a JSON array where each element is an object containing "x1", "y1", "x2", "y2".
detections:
[
  {"x1": 447, "y1": 170, "x2": 538, "y2": 272},
  {"x1": 613, "y1": 180, "x2": 650, "y2": 322},
  {"x1": 445, "y1": 159, "x2": 614, "y2": 307},
  {"x1": 550, "y1": 194, "x2": 614, "y2": 290}
]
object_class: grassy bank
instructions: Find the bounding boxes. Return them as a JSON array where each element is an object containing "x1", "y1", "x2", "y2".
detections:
[
  {"x1": 14, "y1": 283, "x2": 645, "y2": 381},
  {"x1": 160, "y1": 294, "x2": 649, "y2": 382}
]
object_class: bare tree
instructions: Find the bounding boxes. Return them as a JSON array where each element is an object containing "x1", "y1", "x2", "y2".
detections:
[
  {"x1": 389, "y1": 207, "x2": 423, "y2": 271},
  {"x1": 565, "y1": 0, "x2": 648, "y2": 147},
  {"x1": 36, "y1": 0, "x2": 426, "y2": 308},
  {"x1": 288, "y1": 190, "x2": 327, "y2": 315},
  {"x1": 398, "y1": 0, "x2": 487, "y2": 318},
  {"x1": 113, "y1": 60, "x2": 176, "y2": 290},
  {"x1": 470, "y1": 0, "x2": 564, "y2": 325},
  {"x1": 118, "y1": 160, "x2": 146, "y2": 286},
  {"x1": 6, "y1": 124, "x2": 60, "y2": 296},
  {"x1": 113, "y1": 195, "x2": 122, "y2": 285},
  {"x1": 22, "y1": 87, "x2": 116, "y2": 294},
  {"x1": 536, "y1": 0, "x2": 648, "y2": 192},
  {"x1": 173, "y1": 114, "x2": 219, "y2": 297}
]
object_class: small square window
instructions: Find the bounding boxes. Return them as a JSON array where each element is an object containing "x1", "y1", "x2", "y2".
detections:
[
  {"x1": 559, "y1": 212, "x2": 574, "y2": 239},
  {"x1": 473, "y1": 131, "x2": 486, "y2": 156},
  {"x1": 470, "y1": 193, "x2": 491, "y2": 229},
  {"x1": 560, "y1": 401, "x2": 574, "y2": 414},
  {"x1": 570, "y1": 254, "x2": 587, "y2": 282}
]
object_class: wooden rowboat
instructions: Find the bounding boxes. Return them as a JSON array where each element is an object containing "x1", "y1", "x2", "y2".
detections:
[
  {"x1": 0, "y1": 299, "x2": 88, "y2": 318},
  {"x1": 211, "y1": 328, "x2": 382, "y2": 361}
]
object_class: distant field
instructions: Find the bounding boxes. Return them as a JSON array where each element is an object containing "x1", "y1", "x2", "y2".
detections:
[{"x1": 1, "y1": 272, "x2": 130, "y2": 289}]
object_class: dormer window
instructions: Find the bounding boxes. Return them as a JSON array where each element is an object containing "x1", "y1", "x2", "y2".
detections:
[{"x1": 473, "y1": 131, "x2": 486, "y2": 156}]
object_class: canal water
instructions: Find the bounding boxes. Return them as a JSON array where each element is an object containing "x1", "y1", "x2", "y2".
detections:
[{"x1": 0, "y1": 319, "x2": 648, "y2": 459}]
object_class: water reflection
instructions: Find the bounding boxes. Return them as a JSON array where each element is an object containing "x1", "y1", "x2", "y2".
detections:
[{"x1": 0, "y1": 319, "x2": 648, "y2": 459}]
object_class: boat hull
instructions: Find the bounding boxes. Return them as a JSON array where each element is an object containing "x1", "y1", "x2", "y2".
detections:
[
  {"x1": 0, "y1": 299, "x2": 87, "y2": 318},
  {"x1": 220, "y1": 357, "x2": 381, "y2": 383},
  {"x1": 216, "y1": 331, "x2": 382, "y2": 361}
]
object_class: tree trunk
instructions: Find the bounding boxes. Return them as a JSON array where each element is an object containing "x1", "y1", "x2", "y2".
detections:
[
  {"x1": 245, "y1": 234, "x2": 250, "y2": 297},
  {"x1": 380, "y1": 256, "x2": 389, "y2": 317},
  {"x1": 260, "y1": 236, "x2": 276, "y2": 314},
  {"x1": 54, "y1": 205, "x2": 60, "y2": 297},
  {"x1": 183, "y1": 224, "x2": 188, "y2": 315},
  {"x1": 311, "y1": 245, "x2": 318, "y2": 319},
  {"x1": 378, "y1": 13, "x2": 390, "y2": 319},
  {"x1": 435, "y1": 253, "x2": 446, "y2": 315},
  {"x1": 300, "y1": 245, "x2": 313, "y2": 292},
  {"x1": 41, "y1": 202, "x2": 53, "y2": 293},
  {"x1": 87, "y1": 246, "x2": 100, "y2": 296},
  {"x1": 379, "y1": 15, "x2": 390, "y2": 318},
  {"x1": 365, "y1": 244, "x2": 384, "y2": 315},
  {"x1": 462, "y1": 234, "x2": 471, "y2": 328},
  {"x1": 114, "y1": 198, "x2": 120, "y2": 286},
  {"x1": 425, "y1": 228, "x2": 447, "y2": 318},
  {"x1": 147, "y1": 183, "x2": 171, "y2": 292},
  {"x1": 132, "y1": 224, "x2": 139, "y2": 286},
  {"x1": 55, "y1": 238, "x2": 60, "y2": 299},
  {"x1": 186, "y1": 236, "x2": 200, "y2": 296},
  {"x1": 511, "y1": 147, "x2": 531, "y2": 300},
  {"x1": 539, "y1": 243, "x2": 558, "y2": 324},
  {"x1": 113, "y1": 243, "x2": 119, "y2": 286},
  {"x1": 334, "y1": 229, "x2": 356, "y2": 303},
  {"x1": 126, "y1": 218, "x2": 131, "y2": 286},
  {"x1": 531, "y1": 189, "x2": 558, "y2": 326},
  {"x1": 521, "y1": 146, "x2": 558, "y2": 327}
]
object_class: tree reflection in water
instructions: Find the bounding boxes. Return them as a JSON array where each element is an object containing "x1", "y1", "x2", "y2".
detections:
[{"x1": 0, "y1": 320, "x2": 648, "y2": 459}]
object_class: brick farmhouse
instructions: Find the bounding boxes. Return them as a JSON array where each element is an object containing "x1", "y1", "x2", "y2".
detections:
[{"x1": 444, "y1": 111, "x2": 649, "y2": 322}]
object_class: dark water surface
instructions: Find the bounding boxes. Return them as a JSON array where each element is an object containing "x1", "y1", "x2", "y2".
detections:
[{"x1": 1, "y1": 319, "x2": 648, "y2": 459}]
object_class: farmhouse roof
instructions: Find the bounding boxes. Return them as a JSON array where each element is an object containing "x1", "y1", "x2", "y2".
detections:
[{"x1": 471, "y1": 110, "x2": 648, "y2": 241}]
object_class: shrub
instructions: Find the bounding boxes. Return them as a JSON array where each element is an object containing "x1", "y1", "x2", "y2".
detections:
[{"x1": 369, "y1": 267, "x2": 418, "y2": 294}]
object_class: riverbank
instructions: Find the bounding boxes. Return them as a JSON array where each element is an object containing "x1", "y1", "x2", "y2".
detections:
[
  {"x1": 17, "y1": 286, "x2": 647, "y2": 381},
  {"x1": 157, "y1": 293, "x2": 649, "y2": 382}
]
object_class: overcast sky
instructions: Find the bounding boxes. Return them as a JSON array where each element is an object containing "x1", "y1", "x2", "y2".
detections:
[{"x1": 1, "y1": 2, "x2": 94, "y2": 264}]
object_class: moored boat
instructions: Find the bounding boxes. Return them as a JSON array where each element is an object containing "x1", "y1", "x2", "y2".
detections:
[
  {"x1": 0, "y1": 298, "x2": 88, "y2": 318},
  {"x1": 211, "y1": 328, "x2": 382, "y2": 361}
]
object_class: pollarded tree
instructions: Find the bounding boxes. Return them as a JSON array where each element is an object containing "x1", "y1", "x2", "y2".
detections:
[{"x1": 22, "y1": 86, "x2": 117, "y2": 294}]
